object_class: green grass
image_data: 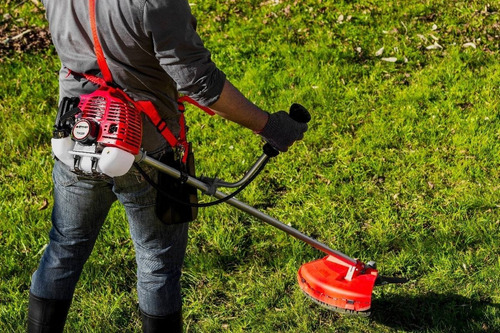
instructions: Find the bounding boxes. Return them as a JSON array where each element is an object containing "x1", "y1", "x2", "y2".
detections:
[{"x1": 1, "y1": 0, "x2": 499, "y2": 332}]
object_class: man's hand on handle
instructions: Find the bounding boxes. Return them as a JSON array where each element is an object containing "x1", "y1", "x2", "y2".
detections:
[{"x1": 258, "y1": 104, "x2": 310, "y2": 152}]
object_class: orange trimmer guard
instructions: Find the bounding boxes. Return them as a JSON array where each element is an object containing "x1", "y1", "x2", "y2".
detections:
[{"x1": 298, "y1": 255, "x2": 378, "y2": 315}]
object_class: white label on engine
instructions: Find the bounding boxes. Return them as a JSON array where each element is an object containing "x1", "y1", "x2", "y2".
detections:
[{"x1": 73, "y1": 120, "x2": 90, "y2": 140}]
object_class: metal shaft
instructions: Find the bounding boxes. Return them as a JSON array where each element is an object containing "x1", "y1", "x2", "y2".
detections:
[
  {"x1": 137, "y1": 152, "x2": 358, "y2": 266},
  {"x1": 215, "y1": 154, "x2": 269, "y2": 188}
]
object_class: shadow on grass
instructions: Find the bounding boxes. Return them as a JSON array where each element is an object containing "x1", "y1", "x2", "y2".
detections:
[{"x1": 370, "y1": 292, "x2": 499, "y2": 332}]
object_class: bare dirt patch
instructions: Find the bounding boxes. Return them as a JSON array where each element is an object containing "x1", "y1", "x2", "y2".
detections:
[{"x1": 1, "y1": 23, "x2": 52, "y2": 58}]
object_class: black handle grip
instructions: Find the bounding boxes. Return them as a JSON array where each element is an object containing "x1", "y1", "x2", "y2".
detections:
[
  {"x1": 263, "y1": 103, "x2": 310, "y2": 157},
  {"x1": 289, "y1": 103, "x2": 311, "y2": 124}
]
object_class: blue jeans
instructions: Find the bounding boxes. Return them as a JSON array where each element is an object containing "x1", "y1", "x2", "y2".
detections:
[{"x1": 30, "y1": 155, "x2": 189, "y2": 316}]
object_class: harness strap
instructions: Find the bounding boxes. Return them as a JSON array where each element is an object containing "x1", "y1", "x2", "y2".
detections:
[
  {"x1": 87, "y1": 0, "x2": 184, "y2": 156},
  {"x1": 178, "y1": 96, "x2": 215, "y2": 116},
  {"x1": 86, "y1": 0, "x2": 212, "y2": 164},
  {"x1": 74, "y1": 70, "x2": 108, "y2": 87},
  {"x1": 89, "y1": 0, "x2": 113, "y2": 83},
  {"x1": 137, "y1": 101, "x2": 179, "y2": 149}
]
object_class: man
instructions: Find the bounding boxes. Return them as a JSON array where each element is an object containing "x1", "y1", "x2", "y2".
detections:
[{"x1": 29, "y1": 0, "x2": 307, "y2": 332}]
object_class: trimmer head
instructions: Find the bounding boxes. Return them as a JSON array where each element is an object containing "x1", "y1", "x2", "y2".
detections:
[{"x1": 298, "y1": 255, "x2": 378, "y2": 316}]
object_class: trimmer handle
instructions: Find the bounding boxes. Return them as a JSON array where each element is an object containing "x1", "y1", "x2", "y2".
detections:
[
  {"x1": 263, "y1": 103, "x2": 311, "y2": 157},
  {"x1": 289, "y1": 103, "x2": 312, "y2": 123}
]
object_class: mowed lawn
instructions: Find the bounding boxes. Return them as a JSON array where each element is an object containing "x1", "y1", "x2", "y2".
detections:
[{"x1": 1, "y1": 0, "x2": 499, "y2": 332}]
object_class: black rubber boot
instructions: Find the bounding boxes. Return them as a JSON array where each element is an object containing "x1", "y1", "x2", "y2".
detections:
[
  {"x1": 141, "y1": 309, "x2": 182, "y2": 333},
  {"x1": 27, "y1": 292, "x2": 72, "y2": 333}
]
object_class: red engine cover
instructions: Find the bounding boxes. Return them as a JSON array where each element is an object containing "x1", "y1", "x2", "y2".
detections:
[{"x1": 78, "y1": 86, "x2": 143, "y2": 155}]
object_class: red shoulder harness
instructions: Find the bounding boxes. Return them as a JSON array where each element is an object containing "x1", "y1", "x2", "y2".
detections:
[{"x1": 73, "y1": 0, "x2": 214, "y2": 164}]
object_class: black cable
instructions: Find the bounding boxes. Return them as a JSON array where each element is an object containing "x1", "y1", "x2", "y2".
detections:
[{"x1": 133, "y1": 159, "x2": 268, "y2": 208}]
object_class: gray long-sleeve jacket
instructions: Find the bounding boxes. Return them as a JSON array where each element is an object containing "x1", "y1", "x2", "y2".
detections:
[{"x1": 42, "y1": 0, "x2": 226, "y2": 151}]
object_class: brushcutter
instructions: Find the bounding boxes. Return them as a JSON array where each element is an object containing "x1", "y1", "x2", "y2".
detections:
[{"x1": 51, "y1": 96, "x2": 405, "y2": 315}]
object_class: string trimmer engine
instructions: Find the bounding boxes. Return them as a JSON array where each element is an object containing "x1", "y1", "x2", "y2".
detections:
[{"x1": 51, "y1": 87, "x2": 143, "y2": 177}]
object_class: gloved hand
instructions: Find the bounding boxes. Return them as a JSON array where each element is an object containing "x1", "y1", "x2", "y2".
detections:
[{"x1": 258, "y1": 110, "x2": 308, "y2": 152}]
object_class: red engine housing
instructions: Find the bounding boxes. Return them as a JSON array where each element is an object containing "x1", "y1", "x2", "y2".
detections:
[{"x1": 78, "y1": 86, "x2": 143, "y2": 155}]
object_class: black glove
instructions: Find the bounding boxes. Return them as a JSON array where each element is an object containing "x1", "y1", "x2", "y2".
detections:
[{"x1": 258, "y1": 111, "x2": 308, "y2": 152}]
